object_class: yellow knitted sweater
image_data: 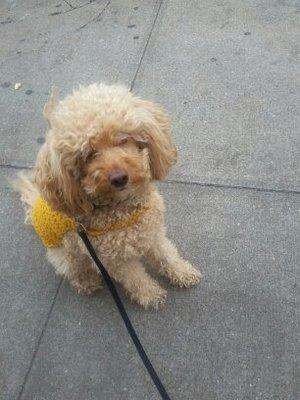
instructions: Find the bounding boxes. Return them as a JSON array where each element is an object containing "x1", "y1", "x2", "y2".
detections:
[
  {"x1": 32, "y1": 197, "x2": 76, "y2": 248},
  {"x1": 32, "y1": 197, "x2": 149, "y2": 248}
]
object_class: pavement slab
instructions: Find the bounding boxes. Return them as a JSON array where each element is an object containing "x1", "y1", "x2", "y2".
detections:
[
  {"x1": 19, "y1": 182, "x2": 297, "y2": 400},
  {"x1": 133, "y1": 0, "x2": 299, "y2": 192},
  {"x1": 0, "y1": 168, "x2": 61, "y2": 400},
  {"x1": 0, "y1": 0, "x2": 160, "y2": 168}
]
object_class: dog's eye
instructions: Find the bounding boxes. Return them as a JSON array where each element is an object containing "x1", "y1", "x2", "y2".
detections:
[
  {"x1": 84, "y1": 149, "x2": 97, "y2": 161},
  {"x1": 135, "y1": 139, "x2": 148, "y2": 150},
  {"x1": 88, "y1": 150, "x2": 102, "y2": 162},
  {"x1": 119, "y1": 136, "x2": 129, "y2": 146}
]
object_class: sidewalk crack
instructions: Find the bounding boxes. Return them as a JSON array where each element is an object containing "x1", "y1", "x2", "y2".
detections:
[
  {"x1": 17, "y1": 279, "x2": 63, "y2": 400},
  {"x1": 164, "y1": 179, "x2": 300, "y2": 195},
  {"x1": 76, "y1": 0, "x2": 111, "y2": 30},
  {"x1": 62, "y1": 0, "x2": 75, "y2": 9},
  {"x1": 0, "y1": 163, "x2": 32, "y2": 170},
  {"x1": 1, "y1": 163, "x2": 299, "y2": 195},
  {"x1": 130, "y1": 0, "x2": 164, "y2": 91}
]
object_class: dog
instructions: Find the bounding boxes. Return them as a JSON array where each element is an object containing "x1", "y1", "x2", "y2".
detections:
[{"x1": 15, "y1": 83, "x2": 201, "y2": 308}]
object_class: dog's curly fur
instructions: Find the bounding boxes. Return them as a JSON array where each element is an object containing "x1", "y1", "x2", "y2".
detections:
[{"x1": 15, "y1": 83, "x2": 201, "y2": 308}]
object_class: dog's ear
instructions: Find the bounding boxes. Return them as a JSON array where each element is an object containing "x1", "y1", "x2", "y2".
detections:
[
  {"x1": 134, "y1": 100, "x2": 177, "y2": 180},
  {"x1": 35, "y1": 142, "x2": 92, "y2": 216},
  {"x1": 43, "y1": 88, "x2": 58, "y2": 127}
]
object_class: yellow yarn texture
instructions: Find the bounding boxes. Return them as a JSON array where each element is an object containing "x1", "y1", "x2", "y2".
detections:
[
  {"x1": 32, "y1": 197, "x2": 149, "y2": 248},
  {"x1": 32, "y1": 197, "x2": 76, "y2": 248}
]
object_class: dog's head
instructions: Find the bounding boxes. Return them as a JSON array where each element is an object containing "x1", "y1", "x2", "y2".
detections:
[{"x1": 36, "y1": 84, "x2": 177, "y2": 216}]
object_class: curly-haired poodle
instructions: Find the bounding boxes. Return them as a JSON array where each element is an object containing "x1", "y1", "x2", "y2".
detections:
[{"x1": 16, "y1": 83, "x2": 201, "y2": 308}]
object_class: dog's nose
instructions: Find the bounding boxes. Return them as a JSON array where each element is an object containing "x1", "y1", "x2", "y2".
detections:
[{"x1": 109, "y1": 171, "x2": 128, "y2": 188}]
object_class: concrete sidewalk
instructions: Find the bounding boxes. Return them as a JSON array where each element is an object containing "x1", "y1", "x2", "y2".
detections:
[{"x1": 0, "y1": 1, "x2": 298, "y2": 399}]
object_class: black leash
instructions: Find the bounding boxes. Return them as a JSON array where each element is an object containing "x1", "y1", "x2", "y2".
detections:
[{"x1": 77, "y1": 225, "x2": 172, "y2": 400}]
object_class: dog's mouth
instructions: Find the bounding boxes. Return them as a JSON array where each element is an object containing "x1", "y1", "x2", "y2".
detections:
[
  {"x1": 91, "y1": 185, "x2": 129, "y2": 208},
  {"x1": 92, "y1": 199, "x2": 110, "y2": 208}
]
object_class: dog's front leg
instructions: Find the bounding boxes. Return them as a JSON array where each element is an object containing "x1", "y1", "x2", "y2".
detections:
[
  {"x1": 146, "y1": 234, "x2": 201, "y2": 287},
  {"x1": 106, "y1": 259, "x2": 167, "y2": 309}
]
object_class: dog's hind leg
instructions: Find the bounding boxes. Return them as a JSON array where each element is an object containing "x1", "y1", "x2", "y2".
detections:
[
  {"x1": 47, "y1": 247, "x2": 103, "y2": 295},
  {"x1": 146, "y1": 235, "x2": 202, "y2": 288}
]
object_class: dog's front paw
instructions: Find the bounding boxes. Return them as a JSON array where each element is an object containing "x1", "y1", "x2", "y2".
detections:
[
  {"x1": 71, "y1": 269, "x2": 103, "y2": 296},
  {"x1": 169, "y1": 261, "x2": 202, "y2": 288},
  {"x1": 131, "y1": 284, "x2": 167, "y2": 310}
]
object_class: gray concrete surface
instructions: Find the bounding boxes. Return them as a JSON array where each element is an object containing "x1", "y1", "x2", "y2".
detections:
[
  {"x1": 0, "y1": 0, "x2": 160, "y2": 167},
  {"x1": 0, "y1": 1, "x2": 298, "y2": 399},
  {"x1": 0, "y1": 169, "x2": 61, "y2": 400},
  {"x1": 133, "y1": 0, "x2": 299, "y2": 191}
]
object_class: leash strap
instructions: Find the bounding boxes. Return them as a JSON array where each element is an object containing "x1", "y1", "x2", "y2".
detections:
[{"x1": 77, "y1": 226, "x2": 171, "y2": 400}]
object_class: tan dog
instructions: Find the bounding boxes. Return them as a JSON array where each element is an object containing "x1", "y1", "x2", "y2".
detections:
[{"x1": 16, "y1": 83, "x2": 201, "y2": 308}]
